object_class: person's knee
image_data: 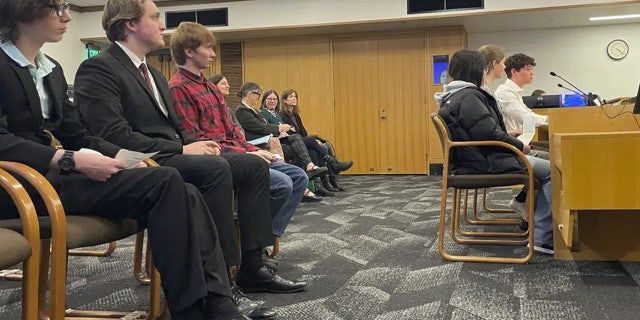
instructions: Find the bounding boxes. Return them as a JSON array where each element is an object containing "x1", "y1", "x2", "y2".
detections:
[
  {"x1": 290, "y1": 168, "x2": 308, "y2": 190},
  {"x1": 148, "y1": 166, "x2": 184, "y2": 185},
  {"x1": 270, "y1": 170, "x2": 293, "y2": 195}
]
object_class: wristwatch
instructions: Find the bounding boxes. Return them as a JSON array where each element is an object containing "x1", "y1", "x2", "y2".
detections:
[{"x1": 58, "y1": 150, "x2": 75, "y2": 174}]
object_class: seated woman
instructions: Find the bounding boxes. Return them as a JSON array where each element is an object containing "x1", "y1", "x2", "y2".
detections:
[
  {"x1": 209, "y1": 75, "x2": 322, "y2": 202},
  {"x1": 260, "y1": 89, "x2": 350, "y2": 192},
  {"x1": 435, "y1": 49, "x2": 553, "y2": 255},
  {"x1": 234, "y1": 82, "x2": 336, "y2": 197},
  {"x1": 280, "y1": 90, "x2": 353, "y2": 177}
]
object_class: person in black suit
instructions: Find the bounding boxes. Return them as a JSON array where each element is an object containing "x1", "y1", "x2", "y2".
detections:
[
  {"x1": 0, "y1": 1, "x2": 242, "y2": 319},
  {"x1": 74, "y1": 0, "x2": 305, "y2": 314}
]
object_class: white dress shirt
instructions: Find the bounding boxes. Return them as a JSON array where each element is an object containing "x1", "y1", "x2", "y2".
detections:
[{"x1": 494, "y1": 79, "x2": 548, "y2": 131}]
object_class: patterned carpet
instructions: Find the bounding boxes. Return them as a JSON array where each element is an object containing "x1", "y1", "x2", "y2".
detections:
[{"x1": 2, "y1": 175, "x2": 640, "y2": 320}]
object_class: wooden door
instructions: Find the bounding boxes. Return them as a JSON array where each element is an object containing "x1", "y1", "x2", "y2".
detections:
[
  {"x1": 285, "y1": 37, "x2": 334, "y2": 142},
  {"x1": 332, "y1": 37, "x2": 381, "y2": 174},
  {"x1": 377, "y1": 33, "x2": 428, "y2": 174}
]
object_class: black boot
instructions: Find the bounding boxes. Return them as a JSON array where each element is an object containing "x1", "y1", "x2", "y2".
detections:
[
  {"x1": 313, "y1": 177, "x2": 335, "y2": 197},
  {"x1": 323, "y1": 155, "x2": 353, "y2": 173},
  {"x1": 322, "y1": 174, "x2": 340, "y2": 192},
  {"x1": 329, "y1": 174, "x2": 345, "y2": 191}
]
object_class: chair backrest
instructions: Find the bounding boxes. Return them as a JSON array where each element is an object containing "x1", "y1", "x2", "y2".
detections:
[
  {"x1": 430, "y1": 113, "x2": 455, "y2": 176},
  {"x1": 430, "y1": 113, "x2": 450, "y2": 153}
]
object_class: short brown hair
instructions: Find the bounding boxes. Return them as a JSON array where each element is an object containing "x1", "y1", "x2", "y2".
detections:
[
  {"x1": 478, "y1": 44, "x2": 505, "y2": 73},
  {"x1": 505, "y1": 53, "x2": 537, "y2": 79},
  {"x1": 102, "y1": 0, "x2": 146, "y2": 42},
  {"x1": 0, "y1": 0, "x2": 56, "y2": 43},
  {"x1": 170, "y1": 21, "x2": 216, "y2": 66}
]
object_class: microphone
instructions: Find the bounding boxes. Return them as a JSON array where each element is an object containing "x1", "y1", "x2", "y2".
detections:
[
  {"x1": 550, "y1": 71, "x2": 601, "y2": 106},
  {"x1": 557, "y1": 83, "x2": 584, "y2": 97}
]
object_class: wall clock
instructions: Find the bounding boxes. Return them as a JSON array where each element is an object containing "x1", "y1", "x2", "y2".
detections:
[{"x1": 607, "y1": 39, "x2": 629, "y2": 60}]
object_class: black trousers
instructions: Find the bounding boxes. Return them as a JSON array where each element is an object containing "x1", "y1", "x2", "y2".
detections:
[
  {"x1": 0, "y1": 166, "x2": 230, "y2": 314},
  {"x1": 157, "y1": 153, "x2": 273, "y2": 267},
  {"x1": 302, "y1": 136, "x2": 328, "y2": 166},
  {"x1": 281, "y1": 134, "x2": 313, "y2": 166}
]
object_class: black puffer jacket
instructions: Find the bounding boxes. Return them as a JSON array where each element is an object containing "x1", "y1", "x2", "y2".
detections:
[{"x1": 436, "y1": 85, "x2": 525, "y2": 174}]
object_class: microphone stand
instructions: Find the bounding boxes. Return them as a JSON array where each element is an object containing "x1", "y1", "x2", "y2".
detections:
[{"x1": 551, "y1": 72, "x2": 601, "y2": 106}]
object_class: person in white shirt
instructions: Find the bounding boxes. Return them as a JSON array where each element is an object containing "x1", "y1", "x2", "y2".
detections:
[
  {"x1": 494, "y1": 53, "x2": 548, "y2": 132},
  {"x1": 481, "y1": 47, "x2": 550, "y2": 230}
]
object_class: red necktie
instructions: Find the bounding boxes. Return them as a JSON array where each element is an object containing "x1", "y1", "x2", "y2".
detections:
[{"x1": 139, "y1": 63, "x2": 154, "y2": 92}]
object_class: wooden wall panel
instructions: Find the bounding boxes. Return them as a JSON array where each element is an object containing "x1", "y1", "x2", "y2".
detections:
[
  {"x1": 243, "y1": 40, "x2": 287, "y2": 106},
  {"x1": 332, "y1": 37, "x2": 381, "y2": 174},
  {"x1": 378, "y1": 33, "x2": 428, "y2": 174},
  {"x1": 220, "y1": 42, "x2": 243, "y2": 108},
  {"x1": 147, "y1": 54, "x2": 174, "y2": 80},
  {"x1": 284, "y1": 37, "x2": 334, "y2": 142},
  {"x1": 147, "y1": 48, "x2": 218, "y2": 83}
]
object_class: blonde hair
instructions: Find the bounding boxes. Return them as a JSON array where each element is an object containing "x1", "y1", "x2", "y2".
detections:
[
  {"x1": 102, "y1": 0, "x2": 146, "y2": 42},
  {"x1": 479, "y1": 45, "x2": 505, "y2": 72},
  {"x1": 170, "y1": 21, "x2": 216, "y2": 65}
]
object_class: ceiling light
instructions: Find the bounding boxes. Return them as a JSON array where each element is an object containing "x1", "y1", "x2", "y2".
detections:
[{"x1": 590, "y1": 14, "x2": 640, "y2": 21}]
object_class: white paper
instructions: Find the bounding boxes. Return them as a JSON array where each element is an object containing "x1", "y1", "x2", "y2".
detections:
[
  {"x1": 248, "y1": 134, "x2": 272, "y2": 146},
  {"x1": 78, "y1": 148, "x2": 103, "y2": 155},
  {"x1": 517, "y1": 115, "x2": 536, "y2": 146},
  {"x1": 115, "y1": 150, "x2": 159, "y2": 169}
]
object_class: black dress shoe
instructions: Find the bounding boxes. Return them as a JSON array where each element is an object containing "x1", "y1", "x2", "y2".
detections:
[
  {"x1": 305, "y1": 166, "x2": 328, "y2": 179},
  {"x1": 302, "y1": 193, "x2": 322, "y2": 202},
  {"x1": 231, "y1": 282, "x2": 259, "y2": 314},
  {"x1": 231, "y1": 283, "x2": 277, "y2": 319},
  {"x1": 237, "y1": 266, "x2": 307, "y2": 293},
  {"x1": 246, "y1": 307, "x2": 277, "y2": 320}
]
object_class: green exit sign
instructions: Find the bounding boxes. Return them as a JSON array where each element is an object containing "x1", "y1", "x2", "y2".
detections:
[{"x1": 87, "y1": 48, "x2": 100, "y2": 58}]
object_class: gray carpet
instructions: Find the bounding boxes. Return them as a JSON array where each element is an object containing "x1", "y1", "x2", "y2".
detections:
[{"x1": 2, "y1": 175, "x2": 640, "y2": 320}]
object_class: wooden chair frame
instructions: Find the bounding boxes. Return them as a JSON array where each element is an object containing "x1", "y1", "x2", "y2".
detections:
[
  {"x1": 68, "y1": 241, "x2": 117, "y2": 257},
  {"x1": 0, "y1": 168, "x2": 41, "y2": 320},
  {"x1": 0, "y1": 161, "x2": 163, "y2": 320},
  {"x1": 456, "y1": 189, "x2": 525, "y2": 239},
  {"x1": 431, "y1": 114, "x2": 535, "y2": 264}
]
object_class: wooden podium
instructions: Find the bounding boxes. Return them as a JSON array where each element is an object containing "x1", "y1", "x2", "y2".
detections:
[{"x1": 549, "y1": 105, "x2": 640, "y2": 260}]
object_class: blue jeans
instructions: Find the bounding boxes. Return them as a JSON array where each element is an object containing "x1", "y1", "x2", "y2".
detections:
[
  {"x1": 269, "y1": 162, "x2": 308, "y2": 237},
  {"x1": 525, "y1": 155, "x2": 553, "y2": 246}
]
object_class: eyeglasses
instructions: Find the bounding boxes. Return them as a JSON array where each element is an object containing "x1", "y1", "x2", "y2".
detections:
[
  {"x1": 47, "y1": 2, "x2": 70, "y2": 17},
  {"x1": 265, "y1": 98, "x2": 278, "y2": 101},
  {"x1": 250, "y1": 91, "x2": 261, "y2": 96}
]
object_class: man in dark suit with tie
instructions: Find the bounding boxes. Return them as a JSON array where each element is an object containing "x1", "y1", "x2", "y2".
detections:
[
  {"x1": 0, "y1": 1, "x2": 243, "y2": 319},
  {"x1": 74, "y1": 1, "x2": 305, "y2": 318}
]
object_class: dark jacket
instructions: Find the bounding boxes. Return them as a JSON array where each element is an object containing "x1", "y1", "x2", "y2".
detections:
[
  {"x1": 0, "y1": 49, "x2": 120, "y2": 174},
  {"x1": 74, "y1": 44, "x2": 197, "y2": 160},
  {"x1": 436, "y1": 85, "x2": 525, "y2": 174},
  {"x1": 281, "y1": 112, "x2": 308, "y2": 137},
  {"x1": 235, "y1": 104, "x2": 280, "y2": 141}
]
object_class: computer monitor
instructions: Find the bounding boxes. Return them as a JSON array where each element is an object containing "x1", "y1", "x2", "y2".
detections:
[
  {"x1": 522, "y1": 94, "x2": 561, "y2": 109},
  {"x1": 562, "y1": 94, "x2": 587, "y2": 107},
  {"x1": 633, "y1": 82, "x2": 640, "y2": 114}
]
